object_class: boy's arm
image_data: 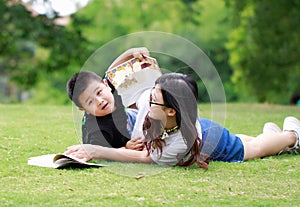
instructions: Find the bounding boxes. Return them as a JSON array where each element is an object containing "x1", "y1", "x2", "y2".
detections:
[{"x1": 108, "y1": 47, "x2": 150, "y2": 69}]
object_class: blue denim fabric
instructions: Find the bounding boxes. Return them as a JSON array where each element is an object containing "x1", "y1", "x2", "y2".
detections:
[
  {"x1": 124, "y1": 111, "x2": 244, "y2": 161},
  {"x1": 199, "y1": 118, "x2": 244, "y2": 162},
  {"x1": 125, "y1": 108, "x2": 138, "y2": 138}
]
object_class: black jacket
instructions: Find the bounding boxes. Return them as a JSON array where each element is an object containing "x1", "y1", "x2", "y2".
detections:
[{"x1": 81, "y1": 83, "x2": 130, "y2": 148}]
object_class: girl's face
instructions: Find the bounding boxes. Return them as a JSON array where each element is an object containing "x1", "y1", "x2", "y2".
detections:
[
  {"x1": 148, "y1": 85, "x2": 167, "y2": 121},
  {"x1": 148, "y1": 85, "x2": 178, "y2": 126},
  {"x1": 78, "y1": 80, "x2": 116, "y2": 116},
  {"x1": 149, "y1": 86, "x2": 165, "y2": 108},
  {"x1": 143, "y1": 85, "x2": 166, "y2": 140}
]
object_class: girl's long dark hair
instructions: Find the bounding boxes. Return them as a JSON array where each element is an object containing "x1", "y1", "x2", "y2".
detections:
[{"x1": 146, "y1": 73, "x2": 210, "y2": 169}]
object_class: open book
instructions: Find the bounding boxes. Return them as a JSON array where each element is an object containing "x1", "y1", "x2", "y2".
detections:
[
  {"x1": 28, "y1": 154, "x2": 107, "y2": 169},
  {"x1": 104, "y1": 55, "x2": 162, "y2": 108}
]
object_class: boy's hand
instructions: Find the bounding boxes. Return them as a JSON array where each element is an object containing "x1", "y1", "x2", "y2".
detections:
[
  {"x1": 109, "y1": 47, "x2": 150, "y2": 69},
  {"x1": 131, "y1": 47, "x2": 150, "y2": 60},
  {"x1": 125, "y1": 137, "x2": 145, "y2": 151}
]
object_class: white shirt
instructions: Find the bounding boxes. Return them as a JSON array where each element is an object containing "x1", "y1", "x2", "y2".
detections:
[{"x1": 150, "y1": 120, "x2": 202, "y2": 166}]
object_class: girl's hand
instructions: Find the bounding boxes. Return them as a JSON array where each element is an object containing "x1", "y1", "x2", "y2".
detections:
[
  {"x1": 125, "y1": 137, "x2": 145, "y2": 151},
  {"x1": 64, "y1": 144, "x2": 94, "y2": 162}
]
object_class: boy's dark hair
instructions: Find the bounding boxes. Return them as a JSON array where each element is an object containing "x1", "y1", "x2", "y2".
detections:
[{"x1": 66, "y1": 71, "x2": 103, "y2": 108}]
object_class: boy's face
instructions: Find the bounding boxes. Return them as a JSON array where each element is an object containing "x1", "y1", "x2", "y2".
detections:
[{"x1": 78, "y1": 80, "x2": 115, "y2": 116}]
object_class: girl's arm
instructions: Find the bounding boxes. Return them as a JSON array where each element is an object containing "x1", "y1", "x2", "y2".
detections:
[
  {"x1": 64, "y1": 144, "x2": 153, "y2": 163},
  {"x1": 108, "y1": 47, "x2": 150, "y2": 69}
]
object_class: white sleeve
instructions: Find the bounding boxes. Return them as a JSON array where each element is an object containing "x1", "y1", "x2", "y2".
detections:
[
  {"x1": 195, "y1": 119, "x2": 202, "y2": 140},
  {"x1": 130, "y1": 89, "x2": 151, "y2": 139}
]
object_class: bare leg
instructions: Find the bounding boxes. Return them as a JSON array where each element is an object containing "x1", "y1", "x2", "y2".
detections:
[
  {"x1": 236, "y1": 134, "x2": 255, "y2": 142},
  {"x1": 240, "y1": 132, "x2": 297, "y2": 160}
]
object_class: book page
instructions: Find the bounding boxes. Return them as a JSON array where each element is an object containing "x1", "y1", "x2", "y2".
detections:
[
  {"x1": 28, "y1": 154, "x2": 57, "y2": 168},
  {"x1": 59, "y1": 155, "x2": 107, "y2": 168},
  {"x1": 28, "y1": 154, "x2": 107, "y2": 169}
]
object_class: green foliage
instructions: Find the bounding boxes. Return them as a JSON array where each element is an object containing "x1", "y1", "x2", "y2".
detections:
[
  {"x1": 0, "y1": 0, "x2": 90, "y2": 93},
  {"x1": 180, "y1": 0, "x2": 235, "y2": 101},
  {"x1": 76, "y1": 0, "x2": 235, "y2": 103},
  {"x1": 1, "y1": 0, "x2": 235, "y2": 104},
  {"x1": 1, "y1": 104, "x2": 300, "y2": 206},
  {"x1": 227, "y1": 0, "x2": 300, "y2": 103},
  {"x1": 2, "y1": 0, "x2": 299, "y2": 104}
]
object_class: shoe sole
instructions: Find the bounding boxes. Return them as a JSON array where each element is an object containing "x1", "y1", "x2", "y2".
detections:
[
  {"x1": 263, "y1": 122, "x2": 281, "y2": 134},
  {"x1": 283, "y1": 116, "x2": 300, "y2": 153}
]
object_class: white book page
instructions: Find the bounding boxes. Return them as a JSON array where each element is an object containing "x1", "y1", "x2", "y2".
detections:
[{"x1": 28, "y1": 154, "x2": 57, "y2": 168}]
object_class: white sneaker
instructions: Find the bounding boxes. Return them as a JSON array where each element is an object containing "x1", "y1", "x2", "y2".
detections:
[
  {"x1": 283, "y1": 116, "x2": 300, "y2": 154},
  {"x1": 263, "y1": 122, "x2": 281, "y2": 134}
]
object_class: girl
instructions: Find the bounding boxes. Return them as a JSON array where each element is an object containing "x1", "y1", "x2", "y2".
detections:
[{"x1": 65, "y1": 73, "x2": 300, "y2": 169}]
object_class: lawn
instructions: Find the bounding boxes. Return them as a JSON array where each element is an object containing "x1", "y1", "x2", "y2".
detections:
[{"x1": 0, "y1": 103, "x2": 299, "y2": 206}]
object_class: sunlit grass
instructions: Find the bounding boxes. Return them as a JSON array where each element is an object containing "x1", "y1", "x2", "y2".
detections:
[{"x1": 0, "y1": 103, "x2": 299, "y2": 206}]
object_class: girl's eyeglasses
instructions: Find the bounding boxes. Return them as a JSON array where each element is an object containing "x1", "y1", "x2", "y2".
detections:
[
  {"x1": 149, "y1": 100, "x2": 166, "y2": 107},
  {"x1": 149, "y1": 88, "x2": 166, "y2": 107}
]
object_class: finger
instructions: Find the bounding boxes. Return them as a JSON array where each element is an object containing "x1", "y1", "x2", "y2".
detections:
[
  {"x1": 65, "y1": 146, "x2": 80, "y2": 154},
  {"x1": 67, "y1": 145, "x2": 80, "y2": 151},
  {"x1": 67, "y1": 145, "x2": 75, "y2": 150},
  {"x1": 134, "y1": 143, "x2": 144, "y2": 149},
  {"x1": 132, "y1": 51, "x2": 143, "y2": 59},
  {"x1": 69, "y1": 152, "x2": 85, "y2": 160},
  {"x1": 134, "y1": 140, "x2": 144, "y2": 145},
  {"x1": 139, "y1": 47, "x2": 150, "y2": 56},
  {"x1": 131, "y1": 137, "x2": 140, "y2": 142},
  {"x1": 63, "y1": 150, "x2": 71, "y2": 155},
  {"x1": 64, "y1": 148, "x2": 76, "y2": 155},
  {"x1": 130, "y1": 137, "x2": 137, "y2": 142}
]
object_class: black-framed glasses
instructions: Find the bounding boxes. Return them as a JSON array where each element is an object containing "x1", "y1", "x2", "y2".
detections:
[
  {"x1": 149, "y1": 101, "x2": 166, "y2": 107},
  {"x1": 149, "y1": 87, "x2": 166, "y2": 107}
]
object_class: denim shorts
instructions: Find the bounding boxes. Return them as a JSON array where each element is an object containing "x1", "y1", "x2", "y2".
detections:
[{"x1": 199, "y1": 118, "x2": 244, "y2": 162}]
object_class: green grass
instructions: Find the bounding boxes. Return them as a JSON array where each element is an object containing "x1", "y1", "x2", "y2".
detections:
[{"x1": 0, "y1": 103, "x2": 299, "y2": 206}]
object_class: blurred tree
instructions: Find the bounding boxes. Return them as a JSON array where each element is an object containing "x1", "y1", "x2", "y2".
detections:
[
  {"x1": 226, "y1": 0, "x2": 300, "y2": 103},
  {"x1": 177, "y1": 0, "x2": 235, "y2": 102},
  {"x1": 77, "y1": 0, "x2": 234, "y2": 102},
  {"x1": 0, "y1": 0, "x2": 90, "y2": 102},
  {"x1": 0, "y1": 0, "x2": 236, "y2": 104},
  {"x1": 2, "y1": 0, "x2": 298, "y2": 104}
]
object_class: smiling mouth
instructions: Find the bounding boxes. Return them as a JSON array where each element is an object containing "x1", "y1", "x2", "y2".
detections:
[{"x1": 102, "y1": 103, "x2": 108, "y2": 110}]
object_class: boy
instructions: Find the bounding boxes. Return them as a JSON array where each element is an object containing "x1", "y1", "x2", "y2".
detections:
[
  {"x1": 67, "y1": 70, "x2": 143, "y2": 150},
  {"x1": 67, "y1": 47, "x2": 160, "y2": 150}
]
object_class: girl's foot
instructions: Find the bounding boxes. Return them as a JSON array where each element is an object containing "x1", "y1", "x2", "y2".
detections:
[
  {"x1": 283, "y1": 116, "x2": 300, "y2": 154},
  {"x1": 263, "y1": 122, "x2": 289, "y2": 155}
]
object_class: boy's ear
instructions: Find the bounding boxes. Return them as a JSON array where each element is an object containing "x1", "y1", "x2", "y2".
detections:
[
  {"x1": 166, "y1": 108, "x2": 176, "y2": 117},
  {"x1": 103, "y1": 79, "x2": 112, "y2": 91},
  {"x1": 78, "y1": 107, "x2": 85, "y2": 111},
  {"x1": 79, "y1": 107, "x2": 90, "y2": 114}
]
